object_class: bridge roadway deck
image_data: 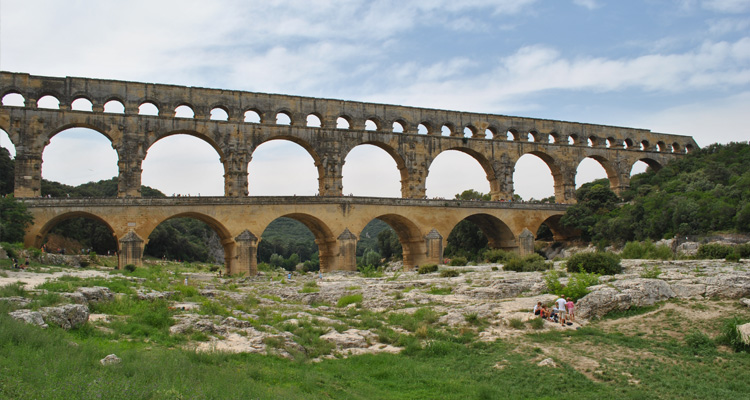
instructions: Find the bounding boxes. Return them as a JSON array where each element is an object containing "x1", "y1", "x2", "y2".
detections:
[{"x1": 21, "y1": 196, "x2": 571, "y2": 274}]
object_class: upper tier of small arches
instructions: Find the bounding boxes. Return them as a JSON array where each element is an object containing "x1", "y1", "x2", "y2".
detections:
[{"x1": 0, "y1": 72, "x2": 697, "y2": 153}]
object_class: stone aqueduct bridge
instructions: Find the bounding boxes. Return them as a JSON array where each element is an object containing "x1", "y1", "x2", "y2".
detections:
[{"x1": 0, "y1": 72, "x2": 698, "y2": 273}]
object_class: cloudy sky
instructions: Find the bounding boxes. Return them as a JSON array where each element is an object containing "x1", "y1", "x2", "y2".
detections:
[{"x1": 1, "y1": 0, "x2": 749, "y2": 200}]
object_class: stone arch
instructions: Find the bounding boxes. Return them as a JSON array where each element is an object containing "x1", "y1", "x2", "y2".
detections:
[
  {"x1": 1, "y1": 91, "x2": 25, "y2": 107},
  {"x1": 0, "y1": 128, "x2": 16, "y2": 157},
  {"x1": 357, "y1": 213, "x2": 425, "y2": 269},
  {"x1": 244, "y1": 109, "x2": 262, "y2": 123},
  {"x1": 138, "y1": 100, "x2": 161, "y2": 116},
  {"x1": 142, "y1": 212, "x2": 235, "y2": 269},
  {"x1": 71, "y1": 97, "x2": 94, "y2": 112},
  {"x1": 365, "y1": 118, "x2": 380, "y2": 131},
  {"x1": 29, "y1": 211, "x2": 117, "y2": 249},
  {"x1": 275, "y1": 110, "x2": 293, "y2": 125},
  {"x1": 264, "y1": 213, "x2": 337, "y2": 272},
  {"x1": 337, "y1": 115, "x2": 351, "y2": 129},
  {"x1": 306, "y1": 113, "x2": 322, "y2": 128},
  {"x1": 145, "y1": 129, "x2": 224, "y2": 159},
  {"x1": 392, "y1": 120, "x2": 406, "y2": 133},
  {"x1": 575, "y1": 154, "x2": 621, "y2": 193},
  {"x1": 631, "y1": 157, "x2": 663, "y2": 174},
  {"x1": 174, "y1": 104, "x2": 195, "y2": 118},
  {"x1": 37, "y1": 94, "x2": 62, "y2": 109},
  {"x1": 426, "y1": 147, "x2": 494, "y2": 198},
  {"x1": 209, "y1": 106, "x2": 230, "y2": 121},
  {"x1": 103, "y1": 98, "x2": 125, "y2": 113},
  {"x1": 534, "y1": 214, "x2": 577, "y2": 242},
  {"x1": 249, "y1": 136, "x2": 320, "y2": 195},
  {"x1": 514, "y1": 150, "x2": 562, "y2": 201},
  {"x1": 418, "y1": 122, "x2": 432, "y2": 135},
  {"x1": 451, "y1": 213, "x2": 516, "y2": 251},
  {"x1": 342, "y1": 142, "x2": 406, "y2": 198}
]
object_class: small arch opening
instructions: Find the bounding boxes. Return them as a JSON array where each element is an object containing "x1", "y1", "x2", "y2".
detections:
[
  {"x1": 2, "y1": 93, "x2": 25, "y2": 107},
  {"x1": 672, "y1": 143, "x2": 681, "y2": 153},
  {"x1": 527, "y1": 132, "x2": 536, "y2": 142},
  {"x1": 210, "y1": 108, "x2": 229, "y2": 121},
  {"x1": 71, "y1": 98, "x2": 93, "y2": 112},
  {"x1": 337, "y1": 116, "x2": 350, "y2": 129},
  {"x1": 392, "y1": 121, "x2": 405, "y2": 133},
  {"x1": 365, "y1": 119, "x2": 378, "y2": 131},
  {"x1": 244, "y1": 110, "x2": 261, "y2": 123},
  {"x1": 306, "y1": 114, "x2": 322, "y2": 128},
  {"x1": 506, "y1": 130, "x2": 516, "y2": 141},
  {"x1": 139, "y1": 102, "x2": 159, "y2": 116},
  {"x1": 276, "y1": 112, "x2": 292, "y2": 125},
  {"x1": 103, "y1": 100, "x2": 125, "y2": 114},
  {"x1": 38, "y1": 95, "x2": 61, "y2": 109},
  {"x1": 418, "y1": 123, "x2": 429, "y2": 135},
  {"x1": 568, "y1": 135, "x2": 577, "y2": 145},
  {"x1": 548, "y1": 133, "x2": 558, "y2": 144},
  {"x1": 624, "y1": 138, "x2": 635, "y2": 149},
  {"x1": 441, "y1": 125, "x2": 452, "y2": 137},
  {"x1": 463, "y1": 126, "x2": 474, "y2": 138},
  {"x1": 175, "y1": 105, "x2": 195, "y2": 118},
  {"x1": 640, "y1": 140, "x2": 650, "y2": 151},
  {"x1": 485, "y1": 128, "x2": 495, "y2": 140}
]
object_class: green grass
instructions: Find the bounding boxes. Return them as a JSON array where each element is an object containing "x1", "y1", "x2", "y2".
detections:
[{"x1": 337, "y1": 293, "x2": 363, "y2": 307}]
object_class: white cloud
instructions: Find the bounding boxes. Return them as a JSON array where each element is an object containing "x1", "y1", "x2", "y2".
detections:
[
  {"x1": 702, "y1": 0, "x2": 750, "y2": 13},
  {"x1": 573, "y1": 0, "x2": 600, "y2": 10}
]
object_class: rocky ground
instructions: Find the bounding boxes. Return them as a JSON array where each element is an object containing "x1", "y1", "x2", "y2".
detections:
[{"x1": 4, "y1": 256, "x2": 750, "y2": 361}]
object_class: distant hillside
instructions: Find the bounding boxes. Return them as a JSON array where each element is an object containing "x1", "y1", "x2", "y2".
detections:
[{"x1": 562, "y1": 142, "x2": 750, "y2": 243}]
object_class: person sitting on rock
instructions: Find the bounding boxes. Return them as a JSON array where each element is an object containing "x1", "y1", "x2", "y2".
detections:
[{"x1": 533, "y1": 301, "x2": 543, "y2": 316}]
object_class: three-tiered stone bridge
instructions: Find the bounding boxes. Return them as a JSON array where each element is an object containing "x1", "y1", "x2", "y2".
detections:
[{"x1": 0, "y1": 71, "x2": 698, "y2": 274}]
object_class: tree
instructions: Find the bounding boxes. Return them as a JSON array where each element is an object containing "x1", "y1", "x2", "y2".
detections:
[
  {"x1": 0, "y1": 195, "x2": 34, "y2": 243},
  {"x1": 0, "y1": 147, "x2": 14, "y2": 196}
]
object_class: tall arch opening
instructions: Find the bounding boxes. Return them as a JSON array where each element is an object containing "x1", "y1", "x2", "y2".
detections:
[
  {"x1": 630, "y1": 160, "x2": 651, "y2": 177},
  {"x1": 342, "y1": 144, "x2": 401, "y2": 197},
  {"x1": 259, "y1": 214, "x2": 334, "y2": 272},
  {"x1": 258, "y1": 217, "x2": 319, "y2": 272},
  {"x1": 248, "y1": 140, "x2": 318, "y2": 195},
  {"x1": 445, "y1": 214, "x2": 515, "y2": 262},
  {"x1": 354, "y1": 214, "x2": 423, "y2": 269},
  {"x1": 144, "y1": 215, "x2": 228, "y2": 266},
  {"x1": 0, "y1": 129, "x2": 15, "y2": 195},
  {"x1": 426, "y1": 150, "x2": 490, "y2": 199},
  {"x1": 513, "y1": 153, "x2": 556, "y2": 202},
  {"x1": 575, "y1": 157, "x2": 610, "y2": 189},
  {"x1": 142, "y1": 134, "x2": 224, "y2": 196},
  {"x1": 42, "y1": 128, "x2": 118, "y2": 190}
]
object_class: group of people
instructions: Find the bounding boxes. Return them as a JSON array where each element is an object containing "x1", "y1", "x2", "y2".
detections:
[{"x1": 533, "y1": 296, "x2": 575, "y2": 326}]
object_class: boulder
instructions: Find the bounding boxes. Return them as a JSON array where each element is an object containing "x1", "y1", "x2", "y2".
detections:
[
  {"x1": 740, "y1": 298, "x2": 750, "y2": 308},
  {"x1": 676, "y1": 242, "x2": 700, "y2": 256},
  {"x1": 538, "y1": 358, "x2": 557, "y2": 367},
  {"x1": 669, "y1": 283, "x2": 706, "y2": 299},
  {"x1": 63, "y1": 292, "x2": 88, "y2": 304},
  {"x1": 739, "y1": 323, "x2": 750, "y2": 345},
  {"x1": 222, "y1": 316, "x2": 251, "y2": 328},
  {"x1": 576, "y1": 279, "x2": 675, "y2": 319},
  {"x1": 320, "y1": 329, "x2": 375, "y2": 349},
  {"x1": 40, "y1": 304, "x2": 89, "y2": 330},
  {"x1": 701, "y1": 275, "x2": 750, "y2": 299},
  {"x1": 9, "y1": 309, "x2": 48, "y2": 328},
  {"x1": 100, "y1": 354, "x2": 122, "y2": 366},
  {"x1": 136, "y1": 290, "x2": 175, "y2": 301},
  {"x1": 0, "y1": 296, "x2": 32, "y2": 307},
  {"x1": 77, "y1": 286, "x2": 114, "y2": 303}
]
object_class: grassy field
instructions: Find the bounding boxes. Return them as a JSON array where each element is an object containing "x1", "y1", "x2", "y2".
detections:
[{"x1": 1, "y1": 259, "x2": 750, "y2": 399}]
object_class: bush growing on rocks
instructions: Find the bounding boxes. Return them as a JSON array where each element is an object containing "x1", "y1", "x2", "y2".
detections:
[
  {"x1": 621, "y1": 241, "x2": 673, "y2": 260},
  {"x1": 717, "y1": 317, "x2": 750, "y2": 352},
  {"x1": 448, "y1": 257, "x2": 467, "y2": 266},
  {"x1": 418, "y1": 264, "x2": 438, "y2": 274},
  {"x1": 697, "y1": 243, "x2": 734, "y2": 259},
  {"x1": 484, "y1": 249, "x2": 516, "y2": 263},
  {"x1": 440, "y1": 269, "x2": 460, "y2": 278},
  {"x1": 503, "y1": 254, "x2": 551, "y2": 272},
  {"x1": 124, "y1": 264, "x2": 136, "y2": 272},
  {"x1": 565, "y1": 252, "x2": 621, "y2": 275}
]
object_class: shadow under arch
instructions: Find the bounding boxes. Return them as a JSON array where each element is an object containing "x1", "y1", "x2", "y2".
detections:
[
  {"x1": 342, "y1": 141, "x2": 407, "y2": 197},
  {"x1": 266, "y1": 213, "x2": 336, "y2": 272},
  {"x1": 534, "y1": 214, "x2": 578, "y2": 242},
  {"x1": 143, "y1": 211, "x2": 234, "y2": 266},
  {"x1": 30, "y1": 211, "x2": 117, "y2": 249},
  {"x1": 631, "y1": 157, "x2": 663, "y2": 174},
  {"x1": 448, "y1": 213, "x2": 517, "y2": 252},
  {"x1": 361, "y1": 213, "x2": 425, "y2": 269}
]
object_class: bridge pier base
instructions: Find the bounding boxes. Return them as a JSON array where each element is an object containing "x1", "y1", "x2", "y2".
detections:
[
  {"x1": 518, "y1": 228, "x2": 535, "y2": 257},
  {"x1": 424, "y1": 229, "x2": 444, "y2": 266},
  {"x1": 118, "y1": 231, "x2": 144, "y2": 269},
  {"x1": 232, "y1": 230, "x2": 258, "y2": 276},
  {"x1": 334, "y1": 228, "x2": 358, "y2": 271}
]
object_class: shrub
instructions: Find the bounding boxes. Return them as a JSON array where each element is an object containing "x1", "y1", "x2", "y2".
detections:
[
  {"x1": 565, "y1": 252, "x2": 621, "y2": 275},
  {"x1": 418, "y1": 264, "x2": 438, "y2": 274},
  {"x1": 124, "y1": 264, "x2": 137, "y2": 272},
  {"x1": 503, "y1": 254, "x2": 551, "y2": 272},
  {"x1": 544, "y1": 269, "x2": 599, "y2": 301},
  {"x1": 507, "y1": 318, "x2": 524, "y2": 329},
  {"x1": 717, "y1": 317, "x2": 750, "y2": 352},
  {"x1": 484, "y1": 249, "x2": 517, "y2": 263},
  {"x1": 337, "y1": 293, "x2": 363, "y2": 307},
  {"x1": 527, "y1": 318, "x2": 545, "y2": 330},
  {"x1": 684, "y1": 330, "x2": 715, "y2": 354},
  {"x1": 208, "y1": 265, "x2": 220, "y2": 272},
  {"x1": 427, "y1": 286, "x2": 452, "y2": 295},
  {"x1": 639, "y1": 264, "x2": 662, "y2": 279},
  {"x1": 358, "y1": 265, "x2": 384, "y2": 278},
  {"x1": 621, "y1": 241, "x2": 673, "y2": 260},
  {"x1": 440, "y1": 269, "x2": 460, "y2": 278},
  {"x1": 726, "y1": 252, "x2": 741, "y2": 262},
  {"x1": 448, "y1": 257, "x2": 468, "y2": 266},
  {"x1": 697, "y1": 243, "x2": 734, "y2": 259}
]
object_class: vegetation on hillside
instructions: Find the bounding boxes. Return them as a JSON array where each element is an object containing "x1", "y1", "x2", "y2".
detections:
[{"x1": 562, "y1": 142, "x2": 750, "y2": 244}]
